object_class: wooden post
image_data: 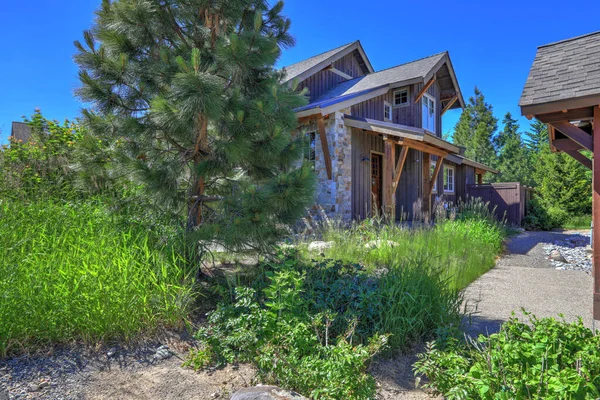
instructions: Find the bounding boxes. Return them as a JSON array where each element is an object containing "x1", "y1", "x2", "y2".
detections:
[
  {"x1": 383, "y1": 136, "x2": 395, "y2": 219},
  {"x1": 422, "y1": 152, "x2": 431, "y2": 217},
  {"x1": 477, "y1": 173, "x2": 483, "y2": 185},
  {"x1": 593, "y1": 106, "x2": 600, "y2": 321},
  {"x1": 317, "y1": 115, "x2": 333, "y2": 180}
]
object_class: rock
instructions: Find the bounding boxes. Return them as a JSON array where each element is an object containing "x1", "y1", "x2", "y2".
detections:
[
  {"x1": 27, "y1": 381, "x2": 48, "y2": 392},
  {"x1": 307, "y1": 241, "x2": 334, "y2": 252},
  {"x1": 549, "y1": 250, "x2": 566, "y2": 263},
  {"x1": 107, "y1": 347, "x2": 117, "y2": 358},
  {"x1": 152, "y1": 345, "x2": 172, "y2": 362},
  {"x1": 364, "y1": 240, "x2": 397, "y2": 249},
  {"x1": 231, "y1": 386, "x2": 308, "y2": 400}
]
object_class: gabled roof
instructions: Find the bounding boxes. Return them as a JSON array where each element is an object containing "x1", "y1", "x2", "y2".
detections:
[
  {"x1": 10, "y1": 122, "x2": 31, "y2": 143},
  {"x1": 282, "y1": 41, "x2": 374, "y2": 84},
  {"x1": 520, "y1": 31, "x2": 600, "y2": 114},
  {"x1": 294, "y1": 51, "x2": 464, "y2": 117}
]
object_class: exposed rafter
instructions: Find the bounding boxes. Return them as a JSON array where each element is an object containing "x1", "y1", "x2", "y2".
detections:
[
  {"x1": 325, "y1": 65, "x2": 353, "y2": 80},
  {"x1": 393, "y1": 145, "x2": 408, "y2": 189},
  {"x1": 414, "y1": 76, "x2": 436, "y2": 104},
  {"x1": 551, "y1": 121, "x2": 593, "y2": 152},
  {"x1": 441, "y1": 97, "x2": 458, "y2": 115}
]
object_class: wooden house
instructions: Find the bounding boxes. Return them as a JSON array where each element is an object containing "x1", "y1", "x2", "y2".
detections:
[{"x1": 282, "y1": 41, "x2": 497, "y2": 220}]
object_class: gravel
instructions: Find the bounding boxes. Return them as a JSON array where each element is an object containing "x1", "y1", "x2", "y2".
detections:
[{"x1": 542, "y1": 233, "x2": 592, "y2": 272}]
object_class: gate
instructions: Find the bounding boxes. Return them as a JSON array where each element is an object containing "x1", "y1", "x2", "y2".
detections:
[{"x1": 466, "y1": 183, "x2": 534, "y2": 226}]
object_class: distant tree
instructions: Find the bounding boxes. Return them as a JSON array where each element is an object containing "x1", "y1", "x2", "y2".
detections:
[
  {"x1": 524, "y1": 120, "x2": 548, "y2": 154},
  {"x1": 494, "y1": 112, "x2": 531, "y2": 185},
  {"x1": 452, "y1": 87, "x2": 498, "y2": 174},
  {"x1": 74, "y1": 0, "x2": 316, "y2": 252}
]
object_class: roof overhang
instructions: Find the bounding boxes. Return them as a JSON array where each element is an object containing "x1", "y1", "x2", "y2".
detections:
[
  {"x1": 295, "y1": 85, "x2": 390, "y2": 118},
  {"x1": 520, "y1": 94, "x2": 600, "y2": 118},
  {"x1": 446, "y1": 154, "x2": 499, "y2": 174}
]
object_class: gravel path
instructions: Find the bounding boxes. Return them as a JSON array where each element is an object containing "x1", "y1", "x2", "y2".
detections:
[{"x1": 463, "y1": 230, "x2": 595, "y2": 336}]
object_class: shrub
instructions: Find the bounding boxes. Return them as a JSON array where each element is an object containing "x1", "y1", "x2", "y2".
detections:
[
  {"x1": 0, "y1": 199, "x2": 194, "y2": 356},
  {"x1": 523, "y1": 197, "x2": 554, "y2": 231},
  {"x1": 414, "y1": 312, "x2": 600, "y2": 399}
]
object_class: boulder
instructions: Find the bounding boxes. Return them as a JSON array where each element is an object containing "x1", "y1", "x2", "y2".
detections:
[
  {"x1": 231, "y1": 386, "x2": 308, "y2": 400},
  {"x1": 307, "y1": 241, "x2": 334, "y2": 252},
  {"x1": 364, "y1": 239, "x2": 397, "y2": 249},
  {"x1": 549, "y1": 250, "x2": 566, "y2": 263}
]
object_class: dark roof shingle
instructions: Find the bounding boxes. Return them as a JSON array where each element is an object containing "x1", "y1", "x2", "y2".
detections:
[
  {"x1": 281, "y1": 42, "x2": 357, "y2": 83},
  {"x1": 10, "y1": 122, "x2": 32, "y2": 143},
  {"x1": 519, "y1": 31, "x2": 600, "y2": 107}
]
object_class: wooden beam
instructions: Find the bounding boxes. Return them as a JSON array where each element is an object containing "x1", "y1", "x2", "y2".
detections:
[
  {"x1": 551, "y1": 121, "x2": 593, "y2": 152},
  {"x1": 317, "y1": 116, "x2": 333, "y2": 180},
  {"x1": 537, "y1": 107, "x2": 594, "y2": 123},
  {"x1": 429, "y1": 157, "x2": 444, "y2": 196},
  {"x1": 477, "y1": 173, "x2": 483, "y2": 185},
  {"x1": 414, "y1": 77, "x2": 436, "y2": 104},
  {"x1": 422, "y1": 152, "x2": 431, "y2": 217},
  {"x1": 441, "y1": 97, "x2": 458, "y2": 116},
  {"x1": 383, "y1": 136, "x2": 395, "y2": 219},
  {"x1": 593, "y1": 105, "x2": 600, "y2": 320},
  {"x1": 552, "y1": 139, "x2": 583, "y2": 152},
  {"x1": 564, "y1": 150, "x2": 592, "y2": 170},
  {"x1": 403, "y1": 138, "x2": 448, "y2": 158},
  {"x1": 393, "y1": 145, "x2": 408, "y2": 189},
  {"x1": 325, "y1": 65, "x2": 353, "y2": 80}
]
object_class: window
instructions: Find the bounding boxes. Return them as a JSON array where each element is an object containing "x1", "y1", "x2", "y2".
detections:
[
  {"x1": 384, "y1": 101, "x2": 392, "y2": 121},
  {"x1": 444, "y1": 165, "x2": 455, "y2": 193},
  {"x1": 393, "y1": 88, "x2": 409, "y2": 106},
  {"x1": 431, "y1": 161, "x2": 437, "y2": 193},
  {"x1": 305, "y1": 132, "x2": 316, "y2": 170},
  {"x1": 422, "y1": 94, "x2": 436, "y2": 132}
]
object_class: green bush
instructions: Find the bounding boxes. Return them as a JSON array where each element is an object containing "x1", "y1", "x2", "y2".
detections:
[
  {"x1": 523, "y1": 197, "x2": 554, "y2": 231},
  {"x1": 0, "y1": 199, "x2": 194, "y2": 356},
  {"x1": 414, "y1": 312, "x2": 600, "y2": 399}
]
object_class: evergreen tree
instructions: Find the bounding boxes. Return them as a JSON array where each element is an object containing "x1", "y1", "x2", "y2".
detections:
[
  {"x1": 524, "y1": 120, "x2": 548, "y2": 154},
  {"x1": 74, "y1": 0, "x2": 316, "y2": 251},
  {"x1": 495, "y1": 112, "x2": 531, "y2": 185},
  {"x1": 452, "y1": 87, "x2": 498, "y2": 170}
]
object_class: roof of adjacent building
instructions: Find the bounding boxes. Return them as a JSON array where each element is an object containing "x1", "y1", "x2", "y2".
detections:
[
  {"x1": 10, "y1": 122, "x2": 32, "y2": 143},
  {"x1": 519, "y1": 31, "x2": 600, "y2": 108}
]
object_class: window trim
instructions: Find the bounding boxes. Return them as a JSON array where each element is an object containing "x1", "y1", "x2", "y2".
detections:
[
  {"x1": 422, "y1": 93, "x2": 436, "y2": 133},
  {"x1": 383, "y1": 100, "x2": 393, "y2": 121},
  {"x1": 393, "y1": 87, "x2": 410, "y2": 107},
  {"x1": 443, "y1": 165, "x2": 455, "y2": 194},
  {"x1": 431, "y1": 160, "x2": 437, "y2": 194}
]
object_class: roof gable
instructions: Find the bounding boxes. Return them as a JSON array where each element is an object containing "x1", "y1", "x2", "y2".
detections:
[
  {"x1": 520, "y1": 31, "x2": 600, "y2": 113},
  {"x1": 282, "y1": 41, "x2": 374, "y2": 84},
  {"x1": 10, "y1": 122, "x2": 32, "y2": 143}
]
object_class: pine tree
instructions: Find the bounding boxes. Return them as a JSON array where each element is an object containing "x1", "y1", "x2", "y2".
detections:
[
  {"x1": 495, "y1": 112, "x2": 531, "y2": 185},
  {"x1": 452, "y1": 87, "x2": 498, "y2": 170},
  {"x1": 74, "y1": 0, "x2": 316, "y2": 251},
  {"x1": 524, "y1": 120, "x2": 548, "y2": 154}
]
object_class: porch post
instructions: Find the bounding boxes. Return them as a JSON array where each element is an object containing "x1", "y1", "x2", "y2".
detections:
[
  {"x1": 383, "y1": 135, "x2": 395, "y2": 219},
  {"x1": 422, "y1": 152, "x2": 431, "y2": 217},
  {"x1": 477, "y1": 173, "x2": 483, "y2": 185},
  {"x1": 594, "y1": 106, "x2": 600, "y2": 320}
]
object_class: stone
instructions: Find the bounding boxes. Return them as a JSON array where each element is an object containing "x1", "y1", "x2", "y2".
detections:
[
  {"x1": 307, "y1": 241, "x2": 334, "y2": 252},
  {"x1": 549, "y1": 250, "x2": 566, "y2": 262},
  {"x1": 231, "y1": 386, "x2": 308, "y2": 400},
  {"x1": 364, "y1": 240, "x2": 398, "y2": 249},
  {"x1": 152, "y1": 345, "x2": 172, "y2": 362},
  {"x1": 107, "y1": 347, "x2": 117, "y2": 358}
]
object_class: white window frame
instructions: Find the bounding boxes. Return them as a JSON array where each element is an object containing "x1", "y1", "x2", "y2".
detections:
[
  {"x1": 443, "y1": 165, "x2": 455, "y2": 194},
  {"x1": 393, "y1": 88, "x2": 410, "y2": 107},
  {"x1": 431, "y1": 161, "x2": 437, "y2": 194},
  {"x1": 422, "y1": 93, "x2": 436, "y2": 133},
  {"x1": 383, "y1": 101, "x2": 393, "y2": 121}
]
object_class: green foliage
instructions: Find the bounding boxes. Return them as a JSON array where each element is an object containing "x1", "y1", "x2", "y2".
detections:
[
  {"x1": 524, "y1": 120, "x2": 548, "y2": 154},
  {"x1": 186, "y1": 259, "x2": 389, "y2": 400},
  {"x1": 414, "y1": 312, "x2": 600, "y2": 399},
  {"x1": 0, "y1": 199, "x2": 194, "y2": 357},
  {"x1": 522, "y1": 197, "x2": 554, "y2": 231},
  {"x1": 0, "y1": 110, "x2": 84, "y2": 199},
  {"x1": 493, "y1": 112, "x2": 532, "y2": 186},
  {"x1": 452, "y1": 87, "x2": 498, "y2": 176},
  {"x1": 562, "y1": 215, "x2": 591, "y2": 230},
  {"x1": 74, "y1": 0, "x2": 316, "y2": 249}
]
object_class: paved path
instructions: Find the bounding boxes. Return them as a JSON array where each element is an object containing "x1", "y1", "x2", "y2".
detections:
[{"x1": 464, "y1": 230, "x2": 595, "y2": 336}]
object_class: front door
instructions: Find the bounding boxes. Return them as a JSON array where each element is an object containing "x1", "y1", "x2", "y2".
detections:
[{"x1": 371, "y1": 153, "x2": 383, "y2": 215}]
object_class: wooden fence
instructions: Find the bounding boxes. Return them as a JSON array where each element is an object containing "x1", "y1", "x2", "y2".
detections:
[{"x1": 466, "y1": 183, "x2": 535, "y2": 226}]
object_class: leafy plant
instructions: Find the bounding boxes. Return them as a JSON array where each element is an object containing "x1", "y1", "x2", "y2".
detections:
[{"x1": 414, "y1": 311, "x2": 600, "y2": 399}]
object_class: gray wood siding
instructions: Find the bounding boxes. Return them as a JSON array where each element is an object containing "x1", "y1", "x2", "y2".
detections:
[
  {"x1": 351, "y1": 128, "x2": 385, "y2": 219},
  {"x1": 299, "y1": 52, "x2": 366, "y2": 102},
  {"x1": 395, "y1": 148, "x2": 422, "y2": 220}
]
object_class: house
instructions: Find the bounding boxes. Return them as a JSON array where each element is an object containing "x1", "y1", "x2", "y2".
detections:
[
  {"x1": 519, "y1": 31, "x2": 600, "y2": 320},
  {"x1": 10, "y1": 122, "x2": 32, "y2": 144},
  {"x1": 283, "y1": 41, "x2": 497, "y2": 221}
]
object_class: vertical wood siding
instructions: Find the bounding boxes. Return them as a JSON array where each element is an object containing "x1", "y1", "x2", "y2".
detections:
[{"x1": 351, "y1": 128, "x2": 385, "y2": 219}]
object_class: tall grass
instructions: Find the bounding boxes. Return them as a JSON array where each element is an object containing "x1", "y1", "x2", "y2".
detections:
[
  {"x1": 0, "y1": 199, "x2": 194, "y2": 356},
  {"x1": 561, "y1": 215, "x2": 592, "y2": 230}
]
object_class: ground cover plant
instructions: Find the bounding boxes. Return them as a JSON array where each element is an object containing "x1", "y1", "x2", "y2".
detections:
[
  {"x1": 414, "y1": 312, "x2": 600, "y2": 399},
  {"x1": 0, "y1": 199, "x2": 194, "y2": 357}
]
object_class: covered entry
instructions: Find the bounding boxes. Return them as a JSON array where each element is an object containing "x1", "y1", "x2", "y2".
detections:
[{"x1": 520, "y1": 31, "x2": 600, "y2": 320}]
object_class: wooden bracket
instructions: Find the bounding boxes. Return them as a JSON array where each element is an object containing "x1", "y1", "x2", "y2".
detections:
[
  {"x1": 325, "y1": 65, "x2": 353, "y2": 80},
  {"x1": 551, "y1": 121, "x2": 593, "y2": 152},
  {"x1": 564, "y1": 150, "x2": 592, "y2": 170},
  {"x1": 441, "y1": 97, "x2": 458, "y2": 115},
  {"x1": 428, "y1": 157, "x2": 444, "y2": 196},
  {"x1": 414, "y1": 76, "x2": 436, "y2": 103},
  {"x1": 383, "y1": 136, "x2": 396, "y2": 219},
  {"x1": 317, "y1": 116, "x2": 333, "y2": 180},
  {"x1": 403, "y1": 138, "x2": 448, "y2": 158},
  {"x1": 393, "y1": 146, "x2": 408, "y2": 189}
]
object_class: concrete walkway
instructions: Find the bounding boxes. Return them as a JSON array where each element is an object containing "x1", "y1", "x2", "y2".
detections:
[{"x1": 464, "y1": 230, "x2": 595, "y2": 335}]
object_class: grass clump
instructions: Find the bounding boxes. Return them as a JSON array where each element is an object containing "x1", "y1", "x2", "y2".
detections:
[
  {"x1": 0, "y1": 199, "x2": 194, "y2": 356},
  {"x1": 414, "y1": 312, "x2": 600, "y2": 399}
]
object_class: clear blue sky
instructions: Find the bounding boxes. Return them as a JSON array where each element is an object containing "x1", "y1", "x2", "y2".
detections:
[{"x1": 1, "y1": 0, "x2": 598, "y2": 144}]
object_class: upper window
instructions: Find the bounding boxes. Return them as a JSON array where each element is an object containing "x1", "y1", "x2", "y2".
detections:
[
  {"x1": 422, "y1": 94, "x2": 436, "y2": 132},
  {"x1": 305, "y1": 132, "x2": 316, "y2": 170},
  {"x1": 431, "y1": 161, "x2": 437, "y2": 194},
  {"x1": 393, "y1": 88, "x2": 409, "y2": 107},
  {"x1": 444, "y1": 165, "x2": 455, "y2": 193},
  {"x1": 384, "y1": 101, "x2": 392, "y2": 121}
]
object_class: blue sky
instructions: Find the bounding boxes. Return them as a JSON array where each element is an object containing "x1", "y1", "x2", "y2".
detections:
[{"x1": 1, "y1": 0, "x2": 598, "y2": 143}]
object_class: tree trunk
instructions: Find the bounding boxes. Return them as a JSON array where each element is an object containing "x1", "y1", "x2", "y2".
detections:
[{"x1": 187, "y1": 113, "x2": 208, "y2": 230}]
